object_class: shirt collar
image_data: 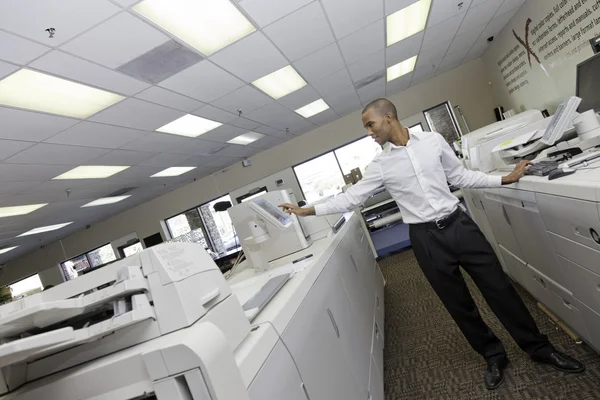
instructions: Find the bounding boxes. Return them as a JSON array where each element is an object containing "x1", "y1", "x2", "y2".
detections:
[{"x1": 382, "y1": 130, "x2": 425, "y2": 153}]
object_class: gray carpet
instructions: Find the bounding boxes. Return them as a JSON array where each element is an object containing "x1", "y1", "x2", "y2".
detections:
[{"x1": 380, "y1": 249, "x2": 600, "y2": 400}]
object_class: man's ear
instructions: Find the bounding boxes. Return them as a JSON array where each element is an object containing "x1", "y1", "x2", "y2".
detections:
[{"x1": 384, "y1": 112, "x2": 393, "y2": 123}]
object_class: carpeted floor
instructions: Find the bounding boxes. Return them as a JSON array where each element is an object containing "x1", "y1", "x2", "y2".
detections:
[{"x1": 379, "y1": 249, "x2": 600, "y2": 400}]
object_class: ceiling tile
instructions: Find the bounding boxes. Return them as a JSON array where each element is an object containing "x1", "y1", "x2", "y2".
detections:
[
  {"x1": 496, "y1": 0, "x2": 526, "y2": 16},
  {"x1": 264, "y1": 2, "x2": 335, "y2": 61},
  {"x1": 386, "y1": 31, "x2": 423, "y2": 67},
  {"x1": 448, "y1": 24, "x2": 487, "y2": 55},
  {"x1": 0, "y1": 140, "x2": 35, "y2": 162},
  {"x1": 245, "y1": 102, "x2": 291, "y2": 125},
  {"x1": 416, "y1": 38, "x2": 452, "y2": 69},
  {"x1": 44, "y1": 121, "x2": 148, "y2": 149},
  {"x1": 481, "y1": 8, "x2": 519, "y2": 39},
  {"x1": 293, "y1": 44, "x2": 346, "y2": 83},
  {"x1": 4, "y1": 143, "x2": 110, "y2": 165},
  {"x1": 464, "y1": 38, "x2": 491, "y2": 61},
  {"x1": 323, "y1": 85, "x2": 362, "y2": 116},
  {"x1": 338, "y1": 19, "x2": 384, "y2": 65},
  {"x1": 308, "y1": 108, "x2": 339, "y2": 126},
  {"x1": 113, "y1": 0, "x2": 138, "y2": 6},
  {"x1": 0, "y1": 0, "x2": 120, "y2": 46},
  {"x1": 239, "y1": 0, "x2": 313, "y2": 27},
  {"x1": 387, "y1": 73, "x2": 412, "y2": 94},
  {"x1": 0, "y1": 107, "x2": 79, "y2": 141},
  {"x1": 385, "y1": 0, "x2": 418, "y2": 15},
  {"x1": 174, "y1": 139, "x2": 229, "y2": 156},
  {"x1": 211, "y1": 85, "x2": 273, "y2": 115},
  {"x1": 139, "y1": 153, "x2": 194, "y2": 167},
  {"x1": 278, "y1": 86, "x2": 321, "y2": 110},
  {"x1": 134, "y1": 86, "x2": 204, "y2": 112},
  {"x1": 268, "y1": 111, "x2": 316, "y2": 133},
  {"x1": 182, "y1": 154, "x2": 212, "y2": 167},
  {"x1": 214, "y1": 145, "x2": 260, "y2": 158},
  {"x1": 348, "y1": 50, "x2": 385, "y2": 82},
  {"x1": 229, "y1": 118, "x2": 262, "y2": 130},
  {"x1": 246, "y1": 135, "x2": 286, "y2": 149},
  {"x1": 0, "y1": 61, "x2": 18, "y2": 80},
  {"x1": 84, "y1": 149, "x2": 159, "y2": 166},
  {"x1": 254, "y1": 125, "x2": 284, "y2": 135},
  {"x1": 313, "y1": 69, "x2": 354, "y2": 98},
  {"x1": 0, "y1": 164, "x2": 71, "y2": 182},
  {"x1": 411, "y1": 65, "x2": 437, "y2": 85},
  {"x1": 357, "y1": 79, "x2": 385, "y2": 106},
  {"x1": 422, "y1": 11, "x2": 466, "y2": 49},
  {"x1": 471, "y1": 0, "x2": 490, "y2": 5},
  {"x1": 159, "y1": 61, "x2": 245, "y2": 103},
  {"x1": 61, "y1": 12, "x2": 169, "y2": 68},
  {"x1": 191, "y1": 104, "x2": 237, "y2": 124},
  {"x1": 196, "y1": 125, "x2": 247, "y2": 143},
  {"x1": 0, "y1": 31, "x2": 49, "y2": 65},
  {"x1": 427, "y1": 0, "x2": 471, "y2": 28},
  {"x1": 29, "y1": 50, "x2": 151, "y2": 96},
  {"x1": 119, "y1": 132, "x2": 195, "y2": 153},
  {"x1": 89, "y1": 98, "x2": 185, "y2": 131},
  {"x1": 321, "y1": 0, "x2": 384, "y2": 39},
  {"x1": 0, "y1": 181, "x2": 42, "y2": 196},
  {"x1": 203, "y1": 156, "x2": 243, "y2": 168},
  {"x1": 457, "y1": 0, "x2": 503, "y2": 35},
  {"x1": 210, "y1": 32, "x2": 287, "y2": 82},
  {"x1": 437, "y1": 47, "x2": 470, "y2": 74}
]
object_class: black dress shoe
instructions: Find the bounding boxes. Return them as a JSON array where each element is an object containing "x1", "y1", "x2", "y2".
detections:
[
  {"x1": 532, "y1": 351, "x2": 585, "y2": 373},
  {"x1": 484, "y1": 357, "x2": 509, "y2": 390}
]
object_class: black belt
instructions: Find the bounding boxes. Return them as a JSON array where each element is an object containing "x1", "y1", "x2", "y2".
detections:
[{"x1": 412, "y1": 207, "x2": 462, "y2": 230}]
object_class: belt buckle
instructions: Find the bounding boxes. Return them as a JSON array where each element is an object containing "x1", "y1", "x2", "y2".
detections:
[{"x1": 435, "y1": 217, "x2": 446, "y2": 229}]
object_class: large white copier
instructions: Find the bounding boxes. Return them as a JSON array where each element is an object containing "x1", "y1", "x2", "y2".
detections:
[
  {"x1": 0, "y1": 203, "x2": 385, "y2": 399},
  {"x1": 461, "y1": 102, "x2": 600, "y2": 353}
]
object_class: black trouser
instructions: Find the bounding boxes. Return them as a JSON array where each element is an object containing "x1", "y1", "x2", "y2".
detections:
[{"x1": 409, "y1": 209, "x2": 553, "y2": 361}]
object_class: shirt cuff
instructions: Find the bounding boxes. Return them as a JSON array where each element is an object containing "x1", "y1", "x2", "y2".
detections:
[
  {"x1": 313, "y1": 203, "x2": 329, "y2": 216},
  {"x1": 488, "y1": 175, "x2": 503, "y2": 187}
]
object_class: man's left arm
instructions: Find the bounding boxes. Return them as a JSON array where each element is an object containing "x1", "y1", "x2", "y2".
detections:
[{"x1": 437, "y1": 133, "x2": 531, "y2": 188}]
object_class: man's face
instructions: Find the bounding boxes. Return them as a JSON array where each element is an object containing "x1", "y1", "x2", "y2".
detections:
[{"x1": 362, "y1": 108, "x2": 391, "y2": 146}]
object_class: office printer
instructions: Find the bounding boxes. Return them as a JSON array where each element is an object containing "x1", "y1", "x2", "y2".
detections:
[{"x1": 0, "y1": 242, "x2": 252, "y2": 400}]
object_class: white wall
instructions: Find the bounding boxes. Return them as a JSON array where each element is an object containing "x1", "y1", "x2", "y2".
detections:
[
  {"x1": 0, "y1": 58, "x2": 498, "y2": 286},
  {"x1": 482, "y1": 0, "x2": 600, "y2": 113},
  {"x1": 229, "y1": 168, "x2": 303, "y2": 205}
]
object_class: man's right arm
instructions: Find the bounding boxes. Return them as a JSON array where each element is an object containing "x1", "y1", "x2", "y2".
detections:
[{"x1": 280, "y1": 162, "x2": 384, "y2": 217}]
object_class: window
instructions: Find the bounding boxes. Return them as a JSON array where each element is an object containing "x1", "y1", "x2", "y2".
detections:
[
  {"x1": 87, "y1": 243, "x2": 117, "y2": 268},
  {"x1": 199, "y1": 194, "x2": 239, "y2": 256},
  {"x1": 59, "y1": 243, "x2": 117, "y2": 281},
  {"x1": 122, "y1": 241, "x2": 144, "y2": 257},
  {"x1": 60, "y1": 254, "x2": 89, "y2": 280},
  {"x1": 334, "y1": 136, "x2": 382, "y2": 175},
  {"x1": 294, "y1": 152, "x2": 346, "y2": 204},
  {"x1": 165, "y1": 208, "x2": 209, "y2": 249},
  {"x1": 9, "y1": 274, "x2": 43, "y2": 299},
  {"x1": 409, "y1": 123, "x2": 424, "y2": 132}
]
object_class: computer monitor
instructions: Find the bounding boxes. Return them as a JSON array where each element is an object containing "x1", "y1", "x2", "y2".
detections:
[
  {"x1": 249, "y1": 199, "x2": 293, "y2": 230},
  {"x1": 576, "y1": 53, "x2": 600, "y2": 113}
]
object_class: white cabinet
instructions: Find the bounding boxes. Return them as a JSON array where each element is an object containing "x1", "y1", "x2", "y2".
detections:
[
  {"x1": 498, "y1": 245, "x2": 527, "y2": 287},
  {"x1": 368, "y1": 355, "x2": 384, "y2": 400},
  {"x1": 248, "y1": 341, "x2": 308, "y2": 400},
  {"x1": 480, "y1": 190, "x2": 524, "y2": 261},
  {"x1": 575, "y1": 300, "x2": 600, "y2": 352}
]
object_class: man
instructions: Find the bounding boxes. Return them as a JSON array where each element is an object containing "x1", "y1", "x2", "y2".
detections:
[{"x1": 280, "y1": 98, "x2": 584, "y2": 390}]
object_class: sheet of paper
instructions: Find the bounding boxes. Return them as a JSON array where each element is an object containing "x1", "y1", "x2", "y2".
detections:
[{"x1": 492, "y1": 130, "x2": 539, "y2": 153}]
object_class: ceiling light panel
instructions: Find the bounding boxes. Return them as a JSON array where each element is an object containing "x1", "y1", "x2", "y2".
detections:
[
  {"x1": 387, "y1": 0, "x2": 432, "y2": 47},
  {"x1": 133, "y1": 0, "x2": 256, "y2": 56},
  {"x1": 0, "y1": 246, "x2": 18, "y2": 255},
  {"x1": 151, "y1": 166, "x2": 197, "y2": 177},
  {"x1": 82, "y1": 195, "x2": 131, "y2": 208},
  {"x1": 0, "y1": 204, "x2": 47, "y2": 218},
  {"x1": 252, "y1": 65, "x2": 307, "y2": 100},
  {"x1": 53, "y1": 166, "x2": 130, "y2": 180},
  {"x1": 227, "y1": 132, "x2": 265, "y2": 145},
  {"x1": 156, "y1": 114, "x2": 222, "y2": 137},
  {"x1": 387, "y1": 55, "x2": 418, "y2": 82},
  {"x1": 295, "y1": 99, "x2": 330, "y2": 118},
  {"x1": 18, "y1": 222, "x2": 73, "y2": 237},
  {"x1": 0, "y1": 69, "x2": 124, "y2": 119}
]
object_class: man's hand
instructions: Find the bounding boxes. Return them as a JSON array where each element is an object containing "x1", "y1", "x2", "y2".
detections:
[
  {"x1": 502, "y1": 160, "x2": 532, "y2": 184},
  {"x1": 279, "y1": 203, "x2": 316, "y2": 217}
]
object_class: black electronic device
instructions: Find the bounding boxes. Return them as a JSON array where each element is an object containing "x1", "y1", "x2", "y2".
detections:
[
  {"x1": 524, "y1": 161, "x2": 559, "y2": 176},
  {"x1": 548, "y1": 168, "x2": 576, "y2": 180},
  {"x1": 576, "y1": 53, "x2": 600, "y2": 113}
]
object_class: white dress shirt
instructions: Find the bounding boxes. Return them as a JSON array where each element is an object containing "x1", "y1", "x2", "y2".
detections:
[{"x1": 313, "y1": 130, "x2": 502, "y2": 224}]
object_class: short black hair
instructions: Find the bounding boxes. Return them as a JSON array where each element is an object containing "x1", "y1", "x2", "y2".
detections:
[{"x1": 362, "y1": 98, "x2": 398, "y2": 120}]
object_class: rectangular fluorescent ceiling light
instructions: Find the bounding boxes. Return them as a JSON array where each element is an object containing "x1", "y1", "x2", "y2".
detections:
[
  {"x1": 0, "y1": 246, "x2": 18, "y2": 255},
  {"x1": 387, "y1": 0, "x2": 432, "y2": 46},
  {"x1": 227, "y1": 132, "x2": 265, "y2": 145},
  {"x1": 0, "y1": 204, "x2": 47, "y2": 218},
  {"x1": 82, "y1": 195, "x2": 131, "y2": 208},
  {"x1": 0, "y1": 69, "x2": 124, "y2": 119},
  {"x1": 18, "y1": 222, "x2": 73, "y2": 237},
  {"x1": 151, "y1": 166, "x2": 197, "y2": 177},
  {"x1": 156, "y1": 114, "x2": 222, "y2": 137},
  {"x1": 134, "y1": 0, "x2": 255, "y2": 56},
  {"x1": 252, "y1": 65, "x2": 307, "y2": 100},
  {"x1": 387, "y1": 55, "x2": 418, "y2": 82},
  {"x1": 53, "y1": 166, "x2": 130, "y2": 180},
  {"x1": 295, "y1": 99, "x2": 330, "y2": 118}
]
